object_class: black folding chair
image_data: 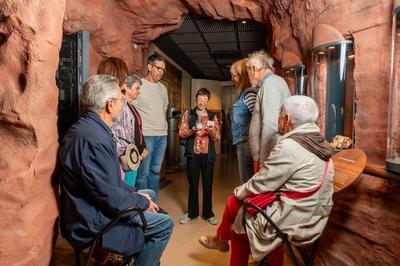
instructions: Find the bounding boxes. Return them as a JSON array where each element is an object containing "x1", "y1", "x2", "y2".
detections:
[
  {"x1": 65, "y1": 206, "x2": 147, "y2": 266},
  {"x1": 243, "y1": 201, "x2": 320, "y2": 266}
]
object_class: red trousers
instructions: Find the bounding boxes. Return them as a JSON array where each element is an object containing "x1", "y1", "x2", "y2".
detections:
[{"x1": 216, "y1": 195, "x2": 284, "y2": 266}]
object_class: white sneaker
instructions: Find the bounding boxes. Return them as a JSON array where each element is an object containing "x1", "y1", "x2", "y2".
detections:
[
  {"x1": 179, "y1": 213, "x2": 192, "y2": 224},
  {"x1": 205, "y1": 216, "x2": 218, "y2": 225}
]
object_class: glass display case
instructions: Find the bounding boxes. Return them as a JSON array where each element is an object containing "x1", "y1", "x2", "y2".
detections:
[
  {"x1": 56, "y1": 31, "x2": 89, "y2": 140},
  {"x1": 386, "y1": 1, "x2": 400, "y2": 173},
  {"x1": 311, "y1": 40, "x2": 355, "y2": 143},
  {"x1": 282, "y1": 64, "x2": 307, "y2": 95}
]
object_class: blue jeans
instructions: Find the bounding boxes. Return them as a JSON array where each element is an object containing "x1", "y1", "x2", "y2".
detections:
[
  {"x1": 136, "y1": 136, "x2": 167, "y2": 195},
  {"x1": 137, "y1": 189, "x2": 157, "y2": 203},
  {"x1": 236, "y1": 140, "x2": 254, "y2": 184},
  {"x1": 134, "y1": 189, "x2": 174, "y2": 266}
]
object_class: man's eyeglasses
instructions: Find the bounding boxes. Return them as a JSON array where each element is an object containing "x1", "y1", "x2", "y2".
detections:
[
  {"x1": 150, "y1": 64, "x2": 166, "y2": 73},
  {"x1": 109, "y1": 97, "x2": 126, "y2": 104}
]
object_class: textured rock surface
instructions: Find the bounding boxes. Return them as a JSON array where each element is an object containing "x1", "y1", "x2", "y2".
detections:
[
  {"x1": 0, "y1": 0, "x2": 63, "y2": 265},
  {"x1": 317, "y1": 173, "x2": 400, "y2": 265},
  {"x1": 0, "y1": 0, "x2": 399, "y2": 265},
  {"x1": 308, "y1": 2, "x2": 399, "y2": 265},
  {"x1": 63, "y1": 0, "x2": 392, "y2": 163},
  {"x1": 62, "y1": 0, "x2": 400, "y2": 264}
]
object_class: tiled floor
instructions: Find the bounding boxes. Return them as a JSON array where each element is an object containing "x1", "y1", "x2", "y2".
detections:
[{"x1": 53, "y1": 155, "x2": 242, "y2": 266}]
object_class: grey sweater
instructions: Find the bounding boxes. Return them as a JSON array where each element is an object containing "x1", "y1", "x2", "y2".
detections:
[{"x1": 249, "y1": 72, "x2": 291, "y2": 163}]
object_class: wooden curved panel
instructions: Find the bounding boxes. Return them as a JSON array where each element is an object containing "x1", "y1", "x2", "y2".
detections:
[{"x1": 332, "y1": 148, "x2": 367, "y2": 192}]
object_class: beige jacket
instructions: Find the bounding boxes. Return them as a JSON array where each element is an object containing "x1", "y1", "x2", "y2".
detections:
[{"x1": 232, "y1": 123, "x2": 334, "y2": 261}]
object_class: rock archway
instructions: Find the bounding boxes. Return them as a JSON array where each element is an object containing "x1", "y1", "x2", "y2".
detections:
[{"x1": 0, "y1": 0, "x2": 398, "y2": 265}]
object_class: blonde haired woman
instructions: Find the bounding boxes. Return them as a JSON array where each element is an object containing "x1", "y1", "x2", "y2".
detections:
[{"x1": 230, "y1": 59, "x2": 258, "y2": 183}]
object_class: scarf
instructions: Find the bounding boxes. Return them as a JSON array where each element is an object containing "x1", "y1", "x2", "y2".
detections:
[{"x1": 288, "y1": 132, "x2": 333, "y2": 161}]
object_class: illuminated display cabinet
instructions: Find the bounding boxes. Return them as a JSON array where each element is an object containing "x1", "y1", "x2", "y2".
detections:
[
  {"x1": 311, "y1": 25, "x2": 355, "y2": 143},
  {"x1": 387, "y1": 0, "x2": 400, "y2": 174},
  {"x1": 282, "y1": 64, "x2": 307, "y2": 95}
]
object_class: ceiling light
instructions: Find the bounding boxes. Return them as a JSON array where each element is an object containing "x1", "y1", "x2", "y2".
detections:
[
  {"x1": 328, "y1": 46, "x2": 335, "y2": 50},
  {"x1": 241, "y1": 20, "x2": 247, "y2": 24},
  {"x1": 318, "y1": 51, "x2": 325, "y2": 55}
]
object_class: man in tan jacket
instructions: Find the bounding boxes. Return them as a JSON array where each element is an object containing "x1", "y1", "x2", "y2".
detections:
[{"x1": 199, "y1": 96, "x2": 334, "y2": 266}]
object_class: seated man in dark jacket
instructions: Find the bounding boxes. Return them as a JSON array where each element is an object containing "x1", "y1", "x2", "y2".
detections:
[{"x1": 59, "y1": 74, "x2": 173, "y2": 266}]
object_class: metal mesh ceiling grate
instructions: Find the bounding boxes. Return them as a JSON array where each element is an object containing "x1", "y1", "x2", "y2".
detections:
[
  {"x1": 170, "y1": 33, "x2": 203, "y2": 43},
  {"x1": 196, "y1": 17, "x2": 235, "y2": 32},
  {"x1": 174, "y1": 18, "x2": 197, "y2": 33},
  {"x1": 155, "y1": 14, "x2": 268, "y2": 81}
]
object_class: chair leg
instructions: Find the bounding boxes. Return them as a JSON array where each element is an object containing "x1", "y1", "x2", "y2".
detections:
[
  {"x1": 285, "y1": 241, "x2": 299, "y2": 266},
  {"x1": 306, "y1": 238, "x2": 320, "y2": 266},
  {"x1": 124, "y1": 255, "x2": 136, "y2": 266},
  {"x1": 73, "y1": 248, "x2": 81, "y2": 266}
]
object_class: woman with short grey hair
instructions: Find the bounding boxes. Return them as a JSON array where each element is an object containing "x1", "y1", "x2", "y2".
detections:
[
  {"x1": 280, "y1": 95, "x2": 320, "y2": 129},
  {"x1": 199, "y1": 95, "x2": 334, "y2": 266},
  {"x1": 97, "y1": 57, "x2": 148, "y2": 188},
  {"x1": 112, "y1": 74, "x2": 148, "y2": 187}
]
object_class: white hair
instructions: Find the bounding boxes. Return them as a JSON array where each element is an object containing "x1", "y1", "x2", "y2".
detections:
[
  {"x1": 80, "y1": 74, "x2": 120, "y2": 113},
  {"x1": 247, "y1": 50, "x2": 275, "y2": 71},
  {"x1": 281, "y1": 95, "x2": 319, "y2": 129}
]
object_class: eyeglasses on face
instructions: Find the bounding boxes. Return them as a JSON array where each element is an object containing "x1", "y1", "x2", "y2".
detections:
[
  {"x1": 150, "y1": 64, "x2": 166, "y2": 73},
  {"x1": 109, "y1": 97, "x2": 127, "y2": 104}
]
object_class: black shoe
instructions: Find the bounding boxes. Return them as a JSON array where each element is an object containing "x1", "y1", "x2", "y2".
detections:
[{"x1": 157, "y1": 207, "x2": 168, "y2": 215}]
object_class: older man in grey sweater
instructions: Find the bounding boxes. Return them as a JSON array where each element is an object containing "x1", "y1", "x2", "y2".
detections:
[{"x1": 247, "y1": 51, "x2": 291, "y2": 172}]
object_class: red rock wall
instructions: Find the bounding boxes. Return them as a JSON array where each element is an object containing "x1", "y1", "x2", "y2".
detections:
[
  {"x1": 304, "y1": 1, "x2": 400, "y2": 265},
  {"x1": 0, "y1": 0, "x2": 63, "y2": 265},
  {"x1": 317, "y1": 174, "x2": 400, "y2": 265},
  {"x1": 64, "y1": 1, "x2": 399, "y2": 264}
]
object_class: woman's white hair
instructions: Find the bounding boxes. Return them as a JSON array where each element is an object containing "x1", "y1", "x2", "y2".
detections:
[
  {"x1": 281, "y1": 95, "x2": 319, "y2": 129},
  {"x1": 247, "y1": 50, "x2": 275, "y2": 71},
  {"x1": 80, "y1": 74, "x2": 120, "y2": 113}
]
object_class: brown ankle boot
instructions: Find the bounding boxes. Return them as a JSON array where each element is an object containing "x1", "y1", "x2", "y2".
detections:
[{"x1": 199, "y1": 235, "x2": 229, "y2": 252}]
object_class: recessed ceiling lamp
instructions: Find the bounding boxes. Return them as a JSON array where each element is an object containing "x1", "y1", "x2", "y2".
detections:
[
  {"x1": 328, "y1": 46, "x2": 335, "y2": 50},
  {"x1": 241, "y1": 20, "x2": 247, "y2": 24}
]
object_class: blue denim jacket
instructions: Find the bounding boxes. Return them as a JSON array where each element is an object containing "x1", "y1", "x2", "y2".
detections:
[{"x1": 231, "y1": 87, "x2": 258, "y2": 145}]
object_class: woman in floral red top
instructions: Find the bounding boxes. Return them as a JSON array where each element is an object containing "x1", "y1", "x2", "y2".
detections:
[{"x1": 179, "y1": 88, "x2": 220, "y2": 225}]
